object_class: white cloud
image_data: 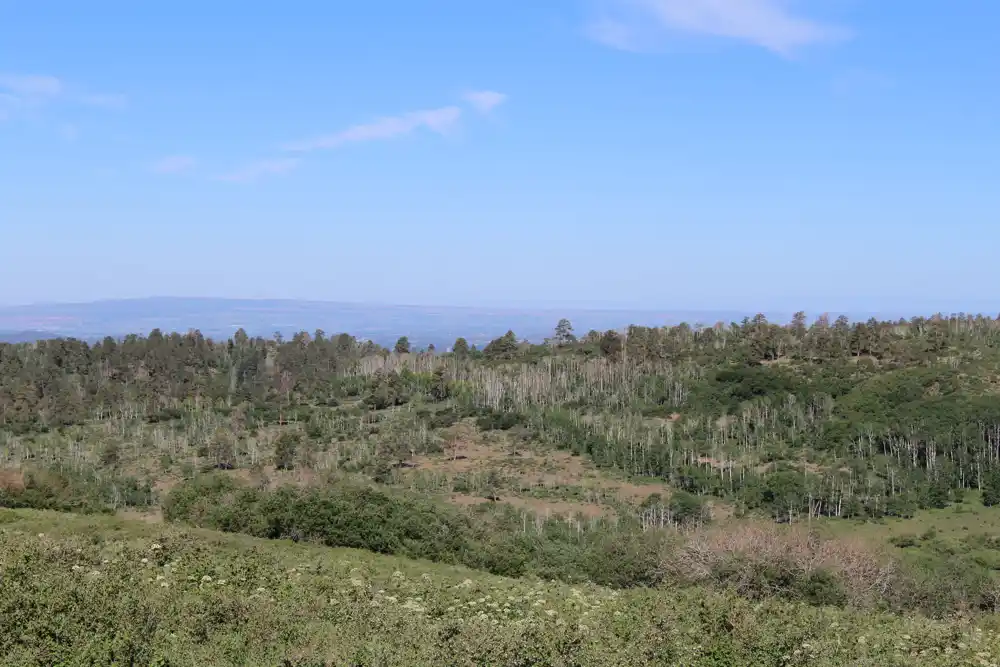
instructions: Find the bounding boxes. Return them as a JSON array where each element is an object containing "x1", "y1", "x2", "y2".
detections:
[
  {"x1": 151, "y1": 155, "x2": 197, "y2": 174},
  {"x1": 216, "y1": 158, "x2": 299, "y2": 183},
  {"x1": 585, "y1": 17, "x2": 647, "y2": 52},
  {"x1": 463, "y1": 90, "x2": 507, "y2": 114},
  {"x1": 283, "y1": 106, "x2": 462, "y2": 152},
  {"x1": 586, "y1": 0, "x2": 848, "y2": 55},
  {"x1": 0, "y1": 73, "x2": 126, "y2": 119}
]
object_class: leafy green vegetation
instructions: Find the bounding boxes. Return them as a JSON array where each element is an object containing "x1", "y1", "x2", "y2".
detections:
[
  {"x1": 8, "y1": 313, "x2": 1000, "y2": 661},
  {"x1": 3, "y1": 509, "x2": 1000, "y2": 666}
]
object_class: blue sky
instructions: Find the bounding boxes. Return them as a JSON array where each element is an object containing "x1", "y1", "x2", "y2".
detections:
[{"x1": 1, "y1": 1, "x2": 998, "y2": 313}]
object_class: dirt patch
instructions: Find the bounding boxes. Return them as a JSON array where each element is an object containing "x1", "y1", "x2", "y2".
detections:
[
  {"x1": 612, "y1": 481, "x2": 672, "y2": 503},
  {"x1": 153, "y1": 476, "x2": 181, "y2": 495},
  {"x1": 0, "y1": 468, "x2": 25, "y2": 492},
  {"x1": 448, "y1": 493, "x2": 490, "y2": 508},
  {"x1": 414, "y1": 436, "x2": 676, "y2": 508},
  {"x1": 706, "y1": 500, "x2": 734, "y2": 521},
  {"x1": 503, "y1": 496, "x2": 606, "y2": 519},
  {"x1": 412, "y1": 440, "x2": 598, "y2": 488},
  {"x1": 412, "y1": 440, "x2": 513, "y2": 474}
]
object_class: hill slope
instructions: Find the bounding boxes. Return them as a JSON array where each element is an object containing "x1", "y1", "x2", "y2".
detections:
[{"x1": 1, "y1": 508, "x2": 996, "y2": 667}]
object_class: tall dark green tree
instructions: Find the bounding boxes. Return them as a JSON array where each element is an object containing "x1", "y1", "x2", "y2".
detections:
[
  {"x1": 983, "y1": 470, "x2": 1000, "y2": 507},
  {"x1": 394, "y1": 336, "x2": 411, "y2": 354},
  {"x1": 553, "y1": 318, "x2": 577, "y2": 346},
  {"x1": 452, "y1": 337, "x2": 470, "y2": 356},
  {"x1": 599, "y1": 330, "x2": 623, "y2": 358},
  {"x1": 483, "y1": 330, "x2": 519, "y2": 360}
]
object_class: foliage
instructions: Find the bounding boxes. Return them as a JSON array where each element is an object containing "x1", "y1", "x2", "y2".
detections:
[
  {"x1": 0, "y1": 467, "x2": 152, "y2": 514},
  {"x1": 162, "y1": 474, "x2": 667, "y2": 588},
  {"x1": 3, "y1": 511, "x2": 1000, "y2": 666},
  {"x1": 10, "y1": 311, "x2": 1000, "y2": 630}
]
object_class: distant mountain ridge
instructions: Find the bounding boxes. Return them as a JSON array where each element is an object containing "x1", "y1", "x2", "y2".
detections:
[
  {"x1": 0, "y1": 330, "x2": 63, "y2": 344},
  {"x1": 0, "y1": 297, "x2": 771, "y2": 348}
]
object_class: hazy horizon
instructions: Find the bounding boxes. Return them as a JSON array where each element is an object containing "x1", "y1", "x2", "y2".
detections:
[
  {"x1": 3, "y1": 296, "x2": 997, "y2": 351},
  {"x1": 2, "y1": 295, "x2": 997, "y2": 319}
]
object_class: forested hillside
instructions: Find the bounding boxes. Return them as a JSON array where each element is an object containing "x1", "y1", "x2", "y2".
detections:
[
  {"x1": 4, "y1": 312, "x2": 1000, "y2": 518},
  {"x1": 7, "y1": 312, "x2": 1000, "y2": 629}
]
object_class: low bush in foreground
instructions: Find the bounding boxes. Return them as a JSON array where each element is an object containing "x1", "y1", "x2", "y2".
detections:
[
  {"x1": 164, "y1": 475, "x2": 1000, "y2": 617},
  {"x1": 2, "y1": 510, "x2": 1000, "y2": 666},
  {"x1": 162, "y1": 474, "x2": 669, "y2": 588}
]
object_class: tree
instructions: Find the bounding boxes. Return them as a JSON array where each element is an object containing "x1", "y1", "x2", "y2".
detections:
[
  {"x1": 791, "y1": 311, "x2": 807, "y2": 340},
  {"x1": 983, "y1": 470, "x2": 1000, "y2": 507},
  {"x1": 483, "y1": 330, "x2": 519, "y2": 360},
  {"x1": 208, "y1": 429, "x2": 237, "y2": 469},
  {"x1": 599, "y1": 330, "x2": 623, "y2": 358},
  {"x1": 430, "y1": 367, "x2": 450, "y2": 401},
  {"x1": 452, "y1": 337, "x2": 470, "y2": 356},
  {"x1": 274, "y1": 432, "x2": 300, "y2": 470},
  {"x1": 553, "y1": 319, "x2": 577, "y2": 346},
  {"x1": 394, "y1": 336, "x2": 410, "y2": 355}
]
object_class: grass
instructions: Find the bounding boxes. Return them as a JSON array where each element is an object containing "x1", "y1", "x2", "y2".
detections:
[
  {"x1": 4, "y1": 508, "x2": 1000, "y2": 666},
  {"x1": 820, "y1": 493, "x2": 1000, "y2": 542}
]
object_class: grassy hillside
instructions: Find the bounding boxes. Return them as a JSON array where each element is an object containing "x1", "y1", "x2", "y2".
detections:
[
  {"x1": 9, "y1": 314, "x2": 1000, "y2": 662},
  {"x1": 3, "y1": 508, "x2": 1000, "y2": 667}
]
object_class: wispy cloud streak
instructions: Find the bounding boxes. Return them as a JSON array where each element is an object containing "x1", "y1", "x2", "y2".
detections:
[
  {"x1": 0, "y1": 72, "x2": 126, "y2": 119},
  {"x1": 283, "y1": 106, "x2": 462, "y2": 152},
  {"x1": 463, "y1": 90, "x2": 507, "y2": 114},
  {"x1": 586, "y1": 0, "x2": 848, "y2": 55}
]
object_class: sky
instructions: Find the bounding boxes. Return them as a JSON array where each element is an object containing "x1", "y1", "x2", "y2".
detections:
[{"x1": 1, "y1": 0, "x2": 998, "y2": 314}]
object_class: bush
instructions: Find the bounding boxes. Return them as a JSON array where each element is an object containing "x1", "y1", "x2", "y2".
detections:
[
  {"x1": 0, "y1": 466, "x2": 152, "y2": 514},
  {"x1": 5, "y1": 523, "x2": 1000, "y2": 666},
  {"x1": 163, "y1": 475, "x2": 671, "y2": 589}
]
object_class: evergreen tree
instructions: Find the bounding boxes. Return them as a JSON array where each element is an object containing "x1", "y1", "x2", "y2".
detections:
[
  {"x1": 394, "y1": 336, "x2": 410, "y2": 354},
  {"x1": 553, "y1": 318, "x2": 577, "y2": 346},
  {"x1": 483, "y1": 330, "x2": 519, "y2": 360},
  {"x1": 983, "y1": 471, "x2": 1000, "y2": 507}
]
